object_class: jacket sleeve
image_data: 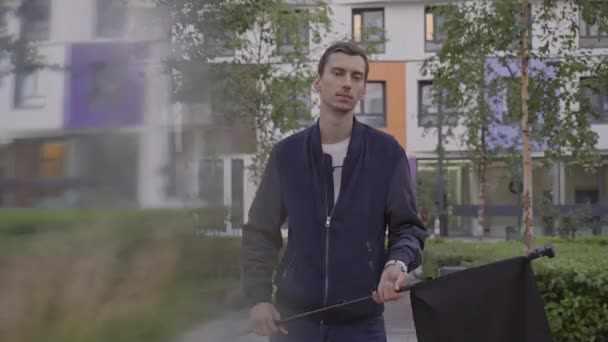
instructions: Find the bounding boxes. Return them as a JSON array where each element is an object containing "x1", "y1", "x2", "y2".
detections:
[
  {"x1": 385, "y1": 149, "x2": 428, "y2": 272},
  {"x1": 241, "y1": 146, "x2": 286, "y2": 307}
]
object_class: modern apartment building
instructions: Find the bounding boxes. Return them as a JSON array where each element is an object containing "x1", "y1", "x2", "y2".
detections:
[
  {"x1": 0, "y1": 0, "x2": 176, "y2": 209},
  {"x1": 2, "y1": 0, "x2": 606, "y2": 237},
  {"x1": 326, "y1": 0, "x2": 608, "y2": 237},
  {"x1": 401, "y1": 1, "x2": 608, "y2": 237}
]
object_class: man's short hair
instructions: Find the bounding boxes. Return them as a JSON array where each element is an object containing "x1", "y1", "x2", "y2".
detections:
[{"x1": 317, "y1": 42, "x2": 369, "y2": 81}]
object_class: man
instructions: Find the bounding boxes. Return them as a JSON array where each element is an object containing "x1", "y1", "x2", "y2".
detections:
[{"x1": 242, "y1": 42, "x2": 427, "y2": 342}]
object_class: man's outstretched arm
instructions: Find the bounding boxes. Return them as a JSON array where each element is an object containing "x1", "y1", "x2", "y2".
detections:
[{"x1": 241, "y1": 147, "x2": 286, "y2": 308}]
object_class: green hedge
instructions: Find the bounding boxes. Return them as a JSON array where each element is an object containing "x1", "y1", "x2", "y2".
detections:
[
  {"x1": 0, "y1": 208, "x2": 240, "y2": 342},
  {"x1": 422, "y1": 237, "x2": 608, "y2": 342}
]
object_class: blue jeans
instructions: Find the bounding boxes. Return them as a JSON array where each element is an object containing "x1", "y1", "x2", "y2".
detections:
[{"x1": 269, "y1": 315, "x2": 387, "y2": 342}]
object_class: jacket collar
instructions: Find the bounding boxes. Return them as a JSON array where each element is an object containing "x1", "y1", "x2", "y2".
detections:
[
  {"x1": 310, "y1": 115, "x2": 364, "y2": 163},
  {"x1": 309, "y1": 115, "x2": 364, "y2": 218}
]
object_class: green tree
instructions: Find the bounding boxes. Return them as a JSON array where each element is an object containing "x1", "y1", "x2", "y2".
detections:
[
  {"x1": 160, "y1": 0, "x2": 387, "y2": 184},
  {"x1": 159, "y1": 0, "x2": 335, "y2": 184},
  {"x1": 0, "y1": 0, "x2": 42, "y2": 81},
  {"x1": 422, "y1": 0, "x2": 608, "y2": 251}
]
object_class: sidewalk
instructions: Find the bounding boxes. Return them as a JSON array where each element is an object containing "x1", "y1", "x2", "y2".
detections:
[
  {"x1": 176, "y1": 272, "x2": 422, "y2": 341},
  {"x1": 175, "y1": 293, "x2": 418, "y2": 342}
]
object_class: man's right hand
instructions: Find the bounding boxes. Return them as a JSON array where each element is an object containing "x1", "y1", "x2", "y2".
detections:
[{"x1": 250, "y1": 302, "x2": 288, "y2": 336}]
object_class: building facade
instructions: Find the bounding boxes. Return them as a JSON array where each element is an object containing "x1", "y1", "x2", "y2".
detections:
[
  {"x1": 402, "y1": 1, "x2": 608, "y2": 237},
  {"x1": 2, "y1": 0, "x2": 607, "y2": 237},
  {"x1": 0, "y1": 0, "x2": 176, "y2": 209}
]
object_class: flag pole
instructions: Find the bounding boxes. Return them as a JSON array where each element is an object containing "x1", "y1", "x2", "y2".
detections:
[{"x1": 239, "y1": 243, "x2": 555, "y2": 336}]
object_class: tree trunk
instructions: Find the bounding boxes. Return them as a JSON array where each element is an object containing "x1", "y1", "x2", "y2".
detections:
[
  {"x1": 520, "y1": 0, "x2": 534, "y2": 253},
  {"x1": 477, "y1": 129, "x2": 487, "y2": 239}
]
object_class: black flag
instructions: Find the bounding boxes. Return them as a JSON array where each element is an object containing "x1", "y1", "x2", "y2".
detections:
[{"x1": 410, "y1": 255, "x2": 554, "y2": 342}]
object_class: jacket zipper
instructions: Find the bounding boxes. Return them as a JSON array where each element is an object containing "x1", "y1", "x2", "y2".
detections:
[
  {"x1": 324, "y1": 213, "x2": 331, "y2": 307},
  {"x1": 321, "y1": 148, "x2": 348, "y2": 318},
  {"x1": 322, "y1": 157, "x2": 338, "y2": 308},
  {"x1": 281, "y1": 253, "x2": 297, "y2": 281}
]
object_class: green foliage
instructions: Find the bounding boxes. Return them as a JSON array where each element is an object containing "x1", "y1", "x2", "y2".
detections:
[
  {"x1": 0, "y1": 0, "x2": 43, "y2": 80},
  {"x1": 0, "y1": 209, "x2": 242, "y2": 342},
  {"x1": 162, "y1": 0, "x2": 335, "y2": 184},
  {"x1": 427, "y1": 0, "x2": 608, "y2": 167},
  {"x1": 422, "y1": 238, "x2": 608, "y2": 341}
]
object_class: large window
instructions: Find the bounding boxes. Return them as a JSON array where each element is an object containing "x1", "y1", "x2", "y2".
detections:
[
  {"x1": 89, "y1": 62, "x2": 124, "y2": 110},
  {"x1": 35, "y1": 141, "x2": 66, "y2": 199},
  {"x1": 352, "y1": 8, "x2": 385, "y2": 53},
  {"x1": 199, "y1": 159, "x2": 224, "y2": 206},
  {"x1": 39, "y1": 142, "x2": 65, "y2": 179},
  {"x1": 208, "y1": 31, "x2": 237, "y2": 57},
  {"x1": 580, "y1": 77, "x2": 608, "y2": 123},
  {"x1": 14, "y1": 66, "x2": 45, "y2": 108},
  {"x1": 508, "y1": 3, "x2": 533, "y2": 51},
  {"x1": 0, "y1": 5, "x2": 9, "y2": 37},
  {"x1": 20, "y1": 0, "x2": 50, "y2": 41},
  {"x1": 96, "y1": 0, "x2": 126, "y2": 37},
  {"x1": 355, "y1": 81, "x2": 386, "y2": 128},
  {"x1": 579, "y1": 13, "x2": 608, "y2": 48},
  {"x1": 424, "y1": 6, "x2": 446, "y2": 52},
  {"x1": 418, "y1": 80, "x2": 458, "y2": 127},
  {"x1": 278, "y1": 9, "x2": 309, "y2": 54},
  {"x1": 231, "y1": 159, "x2": 244, "y2": 228},
  {"x1": 129, "y1": 5, "x2": 170, "y2": 40}
]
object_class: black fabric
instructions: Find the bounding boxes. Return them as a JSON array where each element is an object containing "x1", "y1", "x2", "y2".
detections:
[{"x1": 410, "y1": 256, "x2": 554, "y2": 342}]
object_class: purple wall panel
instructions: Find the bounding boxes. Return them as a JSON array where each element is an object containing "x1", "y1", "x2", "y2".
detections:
[
  {"x1": 484, "y1": 57, "x2": 556, "y2": 151},
  {"x1": 65, "y1": 42, "x2": 147, "y2": 129}
]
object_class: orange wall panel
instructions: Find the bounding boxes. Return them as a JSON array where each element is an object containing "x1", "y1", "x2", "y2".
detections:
[{"x1": 368, "y1": 62, "x2": 407, "y2": 149}]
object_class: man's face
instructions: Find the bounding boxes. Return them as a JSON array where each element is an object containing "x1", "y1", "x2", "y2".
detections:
[{"x1": 314, "y1": 52, "x2": 367, "y2": 115}]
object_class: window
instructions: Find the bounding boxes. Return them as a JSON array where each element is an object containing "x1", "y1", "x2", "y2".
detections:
[
  {"x1": 579, "y1": 13, "x2": 608, "y2": 48},
  {"x1": 418, "y1": 80, "x2": 459, "y2": 127},
  {"x1": 278, "y1": 9, "x2": 309, "y2": 54},
  {"x1": 231, "y1": 159, "x2": 244, "y2": 228},
  {"x1": 425, "y1": 6, "x2": 446, "y2": 52},
  {"x1": 37, "y1": 141, "x2": 66, "y2": 198},
  {"x1": 278, "y1": 82, "x2": 312, "y2": 128},
  {"x1": 89, "y1": 62, "x2": 124, "y2": 110},
  {"x1": 198, "y1": 159, "x2": 224, "y2": 206},
  {"x1": 352, "y1": 8, "x2": 385, "y2": 53},
  {"x1": 129, "y1": 5, "x2": 170, "y2": 40},
  {"x1": 501, "y1": 76, "x2": 546, "y2": 126},
  {"x1": 502, "y1": 78, "x2": 521, "y2": 126},
  {"x1": 0, "y1": 5, "x2": 9, "y2": 37},
  {"x1": 580, "y1": 77, "x2": 608, "y2": 123},
  {"x1": 355, "y1": 81, "x2": 385, "y2": 128},
  {"x1": 96, "y1": 0, "x2": 126, "y2": 37},
  {"x1": 39, "y1": 142, "x2": 65, "y2": 178},
  {"x1": 209, "y1": 31, "x2": 237, "y2": 57},
  {"x1": 14, "y1": 66, "x2": 45, "y2": 108},
  {"x1": 20, "y1": 0, "x2": 50, "y2": 41},
  {"x1": 508, "y1": 3, "x2": 533, "y2": 51}
]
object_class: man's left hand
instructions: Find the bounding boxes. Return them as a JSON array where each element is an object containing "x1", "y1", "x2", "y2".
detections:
[{"x1": 372, "y1": 264, "x2": 407, "y2": 304}]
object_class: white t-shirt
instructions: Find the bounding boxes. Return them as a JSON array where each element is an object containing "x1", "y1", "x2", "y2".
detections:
[{"x1": 322, "y1": 137, "x2": 350, "y2": 204}]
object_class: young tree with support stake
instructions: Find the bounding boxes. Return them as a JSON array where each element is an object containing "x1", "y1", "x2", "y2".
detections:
[
  {"x1": 160, "y1": 0, "x2": 387, "y2": 184},
  {"x1": 422, "y1": 0, "x2": 608, "y2": 252},
  {"x1": 159, "y1": 0, "x2": 335, "y2": 184}
]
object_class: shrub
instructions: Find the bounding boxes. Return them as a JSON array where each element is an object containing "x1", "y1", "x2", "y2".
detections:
[
  {"x1": 421, "y1": 238, "x2": 608, "y2": 342},
  {"x1": 0, "y1": 208, "x2": 240, "y2": 342}
]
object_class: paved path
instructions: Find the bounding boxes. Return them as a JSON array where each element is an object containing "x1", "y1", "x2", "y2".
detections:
[
  {"x1": 174, "y1": 236, "x2": 505, "y2": 342},
  {"x1": 175, "y1": 293, "x2": 418, "y2": 342}
]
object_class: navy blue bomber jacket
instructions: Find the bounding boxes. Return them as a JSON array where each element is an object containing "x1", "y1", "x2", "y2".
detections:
[{"x1": 242, "y1": 117, "x2": 428, "y2": 324}]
